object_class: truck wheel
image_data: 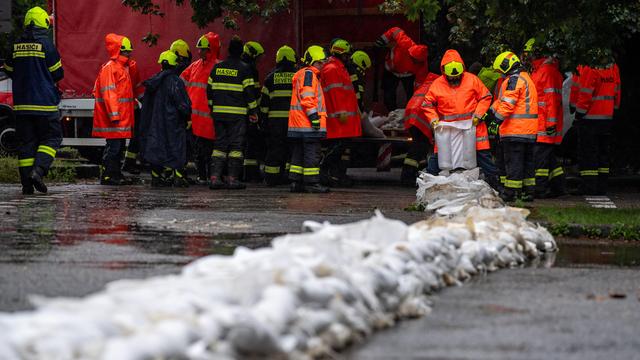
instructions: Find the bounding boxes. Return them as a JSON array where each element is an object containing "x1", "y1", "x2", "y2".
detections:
[{"x1": 0, "y1": 125, "x2": 18, "y2": 156}]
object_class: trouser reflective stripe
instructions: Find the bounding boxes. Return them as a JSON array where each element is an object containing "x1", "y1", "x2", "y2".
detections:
[
  {"x1": 577, "y1": 122, "x2": 611, "y2": 194},
  {"x1": 403, "y1": 157, "x2": 419, "y2": 168},
  {"x1": 229, "y1": 150, "x2": 243, "y2": 158},
  {"x1": 290, "y1": 139, "x2": 321, "y2": 183},
  {"x1": 290, "y1": 165, "x2": 303, "y2": 174},
  {"x1": 505, "y1": 179, "x2": 523, "y2": 188},
  {"x1": 19, "y1": 158, "x2": 35, "y2": 167},
  {"x1": 264, "y1": 165, "x2": 280, "y2": 174},
  {"x1": 535, "y1": 168, "x2": 549, "y2": 177},
  {"x1": 550, "y1": 167, "x2": 564, "y2": 179},
  {"x1": 37, "y1": 145, "x2": 56, "y2": 158},
  {"x1": 243, "y1": 159, "x2": 258, "y2": 166},
  {"x1": 125, "y1": 151, "x2": 137, "y2": 159},
  {"x1": 598, "y1": 167, "x2": 609, "y2": 174},
  {"x1": 500, "y1": 176, "x2": 506, "y2": 184},
  {"x1": 524, "y1": 178, "x2": 536, "y2": 186},
  {"x1": 303, "y1": 167, "x2": 320, "y2": 176},
  {"x1": 212, "y1": 150, "x2": 227, "y2": 158},
  {"x1": 503, "y1": 141, "x2": 535, "y2": 197},
  {"x1": 580, "y1": 170, "x2": 599, "y2": 176}
]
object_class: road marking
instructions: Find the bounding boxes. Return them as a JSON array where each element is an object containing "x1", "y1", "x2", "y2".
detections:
[{"x1": 584, "y1": 196, "x2": 616, "y2": 209}]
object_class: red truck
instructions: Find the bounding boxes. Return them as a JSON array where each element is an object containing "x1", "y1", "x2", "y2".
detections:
[{"x1": 1, "y1": 0, "x2": 419, "y2": 164}]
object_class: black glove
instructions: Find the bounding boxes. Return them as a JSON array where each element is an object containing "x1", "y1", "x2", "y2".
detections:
[
  {"x1": 374, "y1": 37, "x2": 386, "y2": 48},
  {"x1": 488, "y1": 121, "x2": 500, "y2": 136},
  {"x1": 309, "y1": 112, "x2": 320, "y2": 130}
]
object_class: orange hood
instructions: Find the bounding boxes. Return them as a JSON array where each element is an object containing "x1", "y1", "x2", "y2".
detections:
[
  {"x1": 105, "y1": 33, "x2": 125, "y2": 60},
  {"x1": 204, "y1": 32, "x2": 221, "y2": 62},
  {"x1": 440, "y1": 49, "x2": 465, "y2": 73}
]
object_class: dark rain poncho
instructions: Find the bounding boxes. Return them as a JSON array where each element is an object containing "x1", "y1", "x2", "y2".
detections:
[{"x1": 139, "y1": 69, "x2": 192, "y2": 169}]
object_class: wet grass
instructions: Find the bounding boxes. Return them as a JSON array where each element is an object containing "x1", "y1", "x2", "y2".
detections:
[
  {"x1": 531, "y1": 206, "x2": 640, "y2": 240},
  {"x1": 0, "y1": 156, "x2": 77, "y2": 183}
]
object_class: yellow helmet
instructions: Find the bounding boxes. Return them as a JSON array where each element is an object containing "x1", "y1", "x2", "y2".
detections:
[
  {"x1": 196, "y1": 35, "x2": 210, "y2": 49},
  {"x1": 243, "y1": 41, "x2": 264, "y2": 58},
  {"x1": 493, "y1": 51, "x2": 521, "y2": 74},
  {"x1": 330, "y1": 39, "x2": 351, "y2": 55},
  {"x1": 120, "y1": 37, "x2": 133, "y2": 52},
  {"x1": 351, "y1": 50, "x2": 372, "y2": 71},
  {"x1": 170, "y1": 39, "x2": 191, "y2": 58},
  {"x1": 276, "y1": 45, "x2": 296, "y2": 63},
  {"x1": 523, "y1": 38, "x2": 535, "y2": 53},
  {"x1": 443, "y1": 61, "x2": 464, "y2": 77},
  {"x1": 24, "y1": 6, "x2": 50, "y2": 29},
  {"x1": 303, "y1": 45, "x2": 327, "y2": 65},
  {"x1": 158, "y1": 50, "x2": 178, "y2": 66}
]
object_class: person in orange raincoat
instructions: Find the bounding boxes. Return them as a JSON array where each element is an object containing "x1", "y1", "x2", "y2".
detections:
[
  {"x1": 288, "y1": 45, "x2": 329, "y2": 194},
  {"x1": 522, "y1": 38, "x2": 566, "y2": 198},
  {"x1": 320, "y1": 39, "x2": 362, "y2": 187},
  {"x1": 120, "y1": 57, "x2": 145, "y2": 175},
  {"x1": 181, "y1": 32, "x2": 221, "y2": 184},
  {"x1": 92, "y1": 33, "x2": 135, "y2": 185},
  {"x1": 375, "y1": 27, "x2": 417, "y2": 111}
]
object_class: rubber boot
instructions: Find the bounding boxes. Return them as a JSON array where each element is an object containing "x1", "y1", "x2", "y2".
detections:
[
  {"x1": 173, "y1": 169, "x2": 190, "y2": 188},
  {"x1": 29, "y1": 167, "x2": 47, "y2": 194},
  {"x1": 122, "y1": 155, "x2": 141, "y2": 175},
  {"x1": 209, "y1": 157, "x2": 226, "y2": 190},
  {"x1": 19, "y1": 166, "x2": 34, "y2": 195},
  {"x1": 305, "y1": 183, "x2": 330, "y2": 193},
  {"x1": 290, "y1": 181, "x2": 305, "y2": 193},
  {"x1": 400, "y1": 166, "x2": 418, "y2": 187}
]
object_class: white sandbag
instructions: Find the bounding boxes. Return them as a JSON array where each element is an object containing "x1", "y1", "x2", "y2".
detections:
[
  {"x1": 435, "y1": 121, "x2": 477, "y2": 172},
  {"x1": 360, "y1": 112, "x2": 386, "y2": 138}
]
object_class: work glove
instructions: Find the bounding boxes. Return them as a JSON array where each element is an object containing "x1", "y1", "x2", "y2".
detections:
[
  {"x1": 186, "y1": 121, "x2": 192, "y2": 130},
  {"x1": 374, "y1": 37, "x2": 387, "y2": 48},
  {"x1": 545, "y1": 125, "x2": 556, "y2": 136},
  {"x1": 309, "y1": 112, "x2": 320, "y2": 130},
  {"x1": 488, "y1": 121, "x2": 500, "y2": 136},
  {"x1": 472, "y1": 116, "x2": 482, "y2": 127},
  {"x1": 339, "y1": 112, "x2": 349, "y2": 124},
  {"x1": 431, "y1": 119, "x2": 441, "y2": 131}
]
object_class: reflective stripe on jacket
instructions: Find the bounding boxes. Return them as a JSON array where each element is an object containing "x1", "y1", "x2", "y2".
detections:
[
  {"x1": 260, "y1": 64, "x2": 296, "y2": 122},
  {"x1": 288, "y1": 66, "x2": 326, "y2": 139},
  {"x1": 491, "y1": 70, "x2": 538, "y2": 142},
  {"x1": 5, "y1": 26, "x2": 63, "y2": 116},
  {"x1": 531, "y1": 57, "x2": 564, "y2": 144},
  {"x1": 92, "y1": 34, "x2": 134, "y2": 139},
  {"x1": 320, "y1": 56, "x2": 362, "y2": 139},
  {"x1": 207, "y1": 56, "x2": 257, "y2": 122},
  {"x1": 574, "y1": 64, "x2": 620, "y2": 121},
  {"x1": 181, "y1": 32, "x2": 220, "y2": 139}
]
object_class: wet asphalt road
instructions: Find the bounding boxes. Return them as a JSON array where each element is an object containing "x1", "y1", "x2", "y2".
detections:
[{"x1": 0, "y1": 173, "x2": 639, "y2": 359}]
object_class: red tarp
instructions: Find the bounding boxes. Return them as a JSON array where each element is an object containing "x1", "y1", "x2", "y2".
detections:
[{"x1": 53, "y1": 0, "x2": 418, "y2": 98}]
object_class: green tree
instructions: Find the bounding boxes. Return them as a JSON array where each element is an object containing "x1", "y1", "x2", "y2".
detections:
[
  {"x1": 381, "y1": 0, "x2": 640, "y2": 70},
  {"x1": 1, "y1": 0, "x2": 47, "y2": 61}
]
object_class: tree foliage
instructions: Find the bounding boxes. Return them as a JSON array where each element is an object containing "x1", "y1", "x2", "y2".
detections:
[
  {"x1": 381, "y1": 0, "x2": 640, "y2": 70},
  {"x1": 121, "y1": 0, "x2": 290, "y2": 46},
  {"x1": 0, "y1": 0, "x2": 47, "y2": 60}
]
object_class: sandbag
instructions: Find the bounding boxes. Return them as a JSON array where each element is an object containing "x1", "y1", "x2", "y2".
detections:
[{"x1": 435, "y1": 121, "x2": 477, "y2": 172}]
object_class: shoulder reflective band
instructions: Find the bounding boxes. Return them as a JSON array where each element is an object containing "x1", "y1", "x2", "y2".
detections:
[{"x1": 242, "y1": 78, "x2": 255, "y2": 88}]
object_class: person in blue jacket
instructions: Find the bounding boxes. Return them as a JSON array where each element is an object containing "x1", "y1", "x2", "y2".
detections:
[
  {"x1": 139, "y1": 50, "x2": 192, "y2": 187},
  {"x1": 3, "y1": 6, "x2": 63, "y2": 194}
]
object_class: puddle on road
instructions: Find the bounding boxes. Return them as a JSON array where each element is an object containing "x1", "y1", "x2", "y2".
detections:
[{"x1": 554, "y1": 240, "x2": 640, "y2": 267}]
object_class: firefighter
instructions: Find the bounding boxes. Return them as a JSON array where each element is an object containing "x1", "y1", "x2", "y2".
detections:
[
  {"x1": 92, "y1": 33, "x2": 136, "y2": 185},
  {"x1": 320, "y1": 39, "x2": 362, "y2": 187},
  {"x1": 241, "y1": 41, "x2": 265, "y2": 182},
  {"x1": 485, "y1": 51, "x2": 539, "y2": 202},
  {"x1": 421, "y1": 50, "x2": 495, "y2": 184},
  {"x1": 170, "y1": 39, "x2": 193, "y2": 74},
  {"x1": 573, "y1": 57, "x2": 621, "y2": 195},
  {"x1": 181, "y1": 32, "x2": 221, "y2": 184},
  {"x1": 348, "y1": 50, "x2": 372, "y2": 111},
  {"x1": 288, "y1": 45, "x2": 329, "y2": 193},
  {"x1": 139, "y1": 50, "x2": 192, "y2": 187},
  {"x1": 207, "y1": 36, "x2": 258, "y2": 190},
  {"x1": 375, "y1": 27, "x2": 416, "y2": 111},
  {"x1": 260, "y1": 45, "x2": 297, "y2": 186},
  {"x1": 121, "y1": 55, "x2": 145, "y2": 175},
  {"x1": 3, "y1": 6, "x2": 63, "y2": 194},
  {"x1": 522, "y1": 38, "x2": 566, "y2": 198},
  {"x1": 400, "y1": 71, "x2": 438, "y2": 187}
]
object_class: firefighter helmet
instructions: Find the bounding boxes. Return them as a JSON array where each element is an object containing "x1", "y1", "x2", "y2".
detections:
[
  {"x1": 493, "y1": 51, "x2": 521, "y2": 74},
  {"x1": 443, "y1": 61, "x2": 464, "y2": 77},
  {"x1": 170, "y1": 39, "x2": 191, "y2": 58},
  {"x1": 243, "y1": 41, "x2": 264, "y2": 58},
  {"x1": 276, "y1": 45, "x2": 296, "y2": 63},
  {"x1": 196, "y1": 35, "x2": 210, "y2": 49},
  {"x1": 351, "y1": 51, "x2": 371, "y2": 71},
  {"x1": 24, "y1": 6, "x2": 50, "y2": 29},
  {"x1": 303, "y1": 45, "x2": 327, "y2": 65},
  {"x1": 330, "y1": 39, "x2": 352, "y2": 55},
  {"x1": 158, "y1": 50, "x2": 178, "y2": 66},
  {"x1": 120, "y1": 37, "x2": 133, "y2": 52},
  {"x1": 523, "y1": 38, "x2": 536, "y2": 53}
]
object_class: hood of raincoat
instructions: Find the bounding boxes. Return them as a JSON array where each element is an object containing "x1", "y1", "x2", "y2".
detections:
[
  {"x1": 203, "y1": 32, "x2": 221, "y2": 62},
  {"x1": 439, "y1": 49, "x2": 465, "y2": 74},
  {"x1": 105, "y1": 33, "x2": 127, "y2": 61}
]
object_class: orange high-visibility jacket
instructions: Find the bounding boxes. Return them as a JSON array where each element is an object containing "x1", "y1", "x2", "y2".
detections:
[
  {"x1": 569, "y1": 65, "x2": 583, "y2": 109},
  {"x1": 404, "y1": 72, "x2": 439, "y2": 143},
  {"x1": 422, "y1": 50, "x2": 492, "y2": 150},
  {"x1": 575, "y1": 64, "x2": 621, "y2": 121},
  {"x1": 531, "y1": 57, "x2": 564, "y2": 144},
  {"x1": 288, "y1": 66, "x2": 327, "y2": 139},
  {"x1": 181, "y1": 32, "x2": 220, "y2": 140},
  {"x1": 320, "y1": 56, "x2": 362, "y2": 139},
  {"x1": 380, "y1": 27, "x2": 416, "y2": 77},
  {"x1": 491, "y1": 70, "x2": 538, "y2": 142},
  {"x1": 128, "y1": 59, "x2": 145, "y2": 100},
  {"x1": 92, "y1": 33, "x2": 135, "y2": 139}
]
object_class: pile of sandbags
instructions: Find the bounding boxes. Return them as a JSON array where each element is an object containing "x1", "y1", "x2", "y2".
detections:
[{"x1": 0, "y1": 171, "x2": 556, "y2": 360}]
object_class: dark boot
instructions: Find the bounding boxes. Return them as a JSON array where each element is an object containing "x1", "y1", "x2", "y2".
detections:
[
  {"x1": 29, "y1": 167, "x2": 47, "y2": 194},
  {"x1": 208, "y1": 157, "x2": 226, "y2": 190},
  {"x1": 173, "y1": 169, "x2": 190, "y2": 188},
  {"x1": 305, "y1": 183, "x2": 330, "y2": 193},
  {"x1": 290, "y1": 181, "x2": 305, "y2": 193},
  {"x1": 228, "y1": 157, "x2": 246, "y2": 190},
  {"x1": 19, "y1": 167, "x2": 34, "y2": 195},
  {"x1": 122, "y1": 156, "x2": 141, "y2": 175},
  {"x1": 400, "y1": 166, "x2": 418, "y2": 187},
  {"x1": 226, "y1": 176, "x2": 246, "y2": 190}
]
